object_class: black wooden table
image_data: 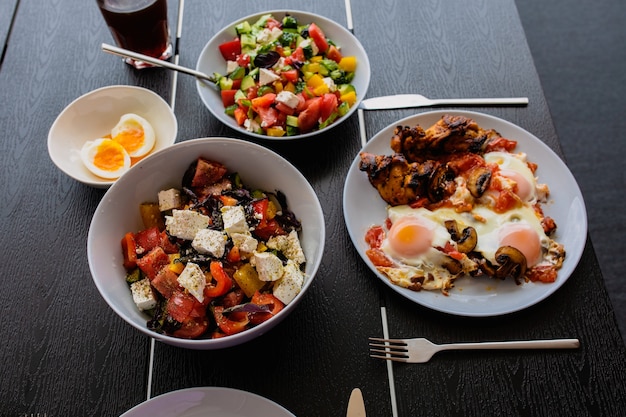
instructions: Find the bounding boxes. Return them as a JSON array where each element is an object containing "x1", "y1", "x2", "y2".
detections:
[{"x1": 2, "y1": 0, "x2": 625, "y2": 416}]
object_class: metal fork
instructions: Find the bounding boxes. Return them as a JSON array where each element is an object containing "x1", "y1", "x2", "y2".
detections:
[{"x1": 369, "y1": 337, "x2": 580, "y2": 363}]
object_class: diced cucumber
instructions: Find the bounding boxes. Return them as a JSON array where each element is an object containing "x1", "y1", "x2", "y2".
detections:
[
  {"x1": 337, "y1": 101, "x2": 350, "y2": 116},
  {"x1": 235, "y1": 21, "x2": 251, "y2": 34},
  {"x1": 253, "y1": 14, "x2": 272, "y2": 28},
  {"x1": 224, "y1": 104, "x2": 239, "y2": 116},
  {"x1": 240, "y1": 33, "x2": 256, "y2": 50},
  {"x1": 337, "y1": 84, "x2": 356, "y2": 95},
  {"x1": 286, "y1": 126, "x2": 299, "y2": 136},
  {"x1": 234, "y1": 89, "x2": 247, "y2": 102},
  {"x1": 219, "y1": 76, "x2": 234, "y2": 90},
  {"x1": 228, "y1": 66, "x2": 246, "y2": 80},
  {"x1": 286, "y1": 115, "x2": 299, "y2": 127},
  {"x1": 240, "y1": 75, "x2": 256, "y2": 91}
]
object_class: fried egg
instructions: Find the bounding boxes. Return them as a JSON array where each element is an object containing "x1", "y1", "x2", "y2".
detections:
[
  {"x1": 111, "y1": 113, "x2": 156, "y2": 158},
  {"x1": 484, "y1": 151, "x2": 537, "y2": 202},
  {"x1": 80, "y1": 138, "x2": 131, "y2": 179}
]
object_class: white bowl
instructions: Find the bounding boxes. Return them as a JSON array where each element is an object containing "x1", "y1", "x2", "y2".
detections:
[
  {"x1": 48, "y1": 85, "x2": 178, "y2": 188},
  {"x1": 196, "y1": 10, "x2": 370, "y2": 140},
  {"x1": 87, "y1": 137, "x2": 325, "y2": 349}
]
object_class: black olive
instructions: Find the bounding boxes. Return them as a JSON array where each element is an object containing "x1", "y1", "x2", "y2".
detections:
[{"x1": 254, "y1": 51, "x2": 281, "y2": 68}]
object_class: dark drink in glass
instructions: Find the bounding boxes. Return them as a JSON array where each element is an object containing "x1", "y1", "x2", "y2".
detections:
[{"x1": 97, "y1": 0, "x2": 172, "y2": 69}]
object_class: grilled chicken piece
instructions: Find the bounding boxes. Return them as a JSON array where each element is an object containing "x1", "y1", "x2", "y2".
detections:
[
  {"x1": 359, "y1": 152, "x2": 436, "y2": 206},
  {"x1": 391, "y1": 114, "x2": 501, "y2": 162}
]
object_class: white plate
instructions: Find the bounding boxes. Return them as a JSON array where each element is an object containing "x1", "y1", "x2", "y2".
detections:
[
  {"x1": 120, "y1": 387, "x2": 295, "y2": 417},
  {"x1": 195, "y1": 10, "x2": 370, "y2": 140},
  {"x1": 343, "y1": 110, "x2": 587, "y2": 317}
]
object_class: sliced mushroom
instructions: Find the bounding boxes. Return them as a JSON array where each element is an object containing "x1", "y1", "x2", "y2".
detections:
[
  {"x1": 494, "y1": 246, "x2": 527, "y2": 283},
  {"x1": 444, "y1": 220, "x2": 477, "y2": 253},
  {"x1": 427, "y1": 163, "x2": 455, "y2": 202},
  {"x1": 442, "y1": 257, "x2": 463, "y2": 275},
  {"x1": 467, "y1": 166, "x2": 492, "y2": 198}
]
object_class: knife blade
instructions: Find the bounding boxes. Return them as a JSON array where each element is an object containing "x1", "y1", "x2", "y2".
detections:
[
  {"x1": 358, "y1": 94, "x2": 529, "y2": 110},
  {"x1": 346, "y1": 388, "x2": 366, "y2": 417}
]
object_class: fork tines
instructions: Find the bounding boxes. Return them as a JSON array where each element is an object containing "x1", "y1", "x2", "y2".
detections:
[{"x1": 368, "y1": 337, "x2": 409, "y2": 362}]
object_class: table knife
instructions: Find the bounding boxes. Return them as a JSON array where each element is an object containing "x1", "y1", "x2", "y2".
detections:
[
  {"x1": 359, "y1": 94, "x2": 529, "y2": 110},
  {"x1": 346, "y1": 388, "x2": 366, "y2": 417}
]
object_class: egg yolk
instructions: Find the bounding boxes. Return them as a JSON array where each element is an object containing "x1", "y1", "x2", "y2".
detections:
[
  {"x1": 93, "y1": 140, "x2": 128, "y2": 172},
  {"x1": 499, "y1": 223, "x2": 541, "y2": 266},
  {"x1": 112, "y1": 120, "x2": 145, "y2": 155},
  {"x1": 500, "y1": 169, "x2": 533, "y2": 201},
  {"x1": 388, "y1": 216, "x2": 434, "y2": 257}
]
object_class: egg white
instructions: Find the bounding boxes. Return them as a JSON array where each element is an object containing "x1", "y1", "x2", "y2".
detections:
[{"x1": 484, "y1": 151, "x2": 538, "y2": 203}]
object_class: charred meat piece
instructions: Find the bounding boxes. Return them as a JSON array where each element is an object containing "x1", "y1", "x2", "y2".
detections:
[
  {"x1": 391, "y1": 114, "x2": 502, "y2": 161},
  {"x1": 359, "y1": 152, "x2": 437, "y2": 206}
]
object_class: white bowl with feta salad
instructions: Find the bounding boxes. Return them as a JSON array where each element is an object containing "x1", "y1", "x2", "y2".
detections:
[
  {"x1": 196, "y1": 10, "x2": 370, "y2": 140},
  {"x1": 87, "y1": 137, "x2": 325, "y2": 349}
]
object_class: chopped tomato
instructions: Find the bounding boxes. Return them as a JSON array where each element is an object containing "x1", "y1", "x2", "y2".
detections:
[
  {"x1": 275, "y1": 101, "x2": 296, "y2": 115},
  {"x1": 251, "y1": 198, "x2": 285, "y2": 240},
  {"x1": 167, "y1": 290, "x2": 206, "y2": 323},
  {"x1": 151, "y1": 268, "x2": 180, "y2": 298},
  {"x1": 159, "y1": 230, "x2": 178, "y2": 254},
  {"x1": 136, "y1": 246, "x2": 170, "y2": 280},
  {"x1": 320, "y1": 93, "x2": 338, "y2": 122},
  {"x1": 484, "y1": 137, "x2": 517, "y2": 153},
  {"x1": 218, "y1": 38, "x2": 241, "y2": 61},
  {"x1": 173, "y1": 317, "x2": 209, "y2": 339},
  {"x1": 366, "y1": 248, "x2": 394, "y2": 267},
  {"x1": 236, "y1": 53, "x2": 250, "y2": 67},
  {"x1": 297, "y1": 97, "x2": 322, "y2": 132},
  {"x1": 281, "y1": 68, "x2": 299, "y2": 84},
  {"x1": 233, "y1": 107, "x2": 247, "y2": 125},
  {"x1": 134, "y1": 227, "x2": 161, "y2": 256},
  {"x1": 251, "y1": 92, "x2": 276, "y2": 107},
  {"x1": 326, "y1": 45, "x2": 342, "y2": 63},
  {"x1": 494, "y1": 189, "x2": 521, "y2": 213},
  {"x1": 308, "y1": 23, "x2": 329, "y2": 52},
  {"x1": 365, "y1": 225, "x2": 385, "y2": 249},
  {"x1": 265, "y1": 17, "x2": 281, "y2": 30},
  {"x1": 249, "y1": 291, "x2": 284, "y2": 325},
  {"x1": 255, "y1": 106, "x2": 279, "y2": 128},
  {"x1": 221, "y1": 288, "x2": 245, "y2": 308},
  {"x1": 204, "y1": 261, "x2": 233, "y2": 298},
  {"x1": 528, "y1": 265, "x2": 558, "y2": 283},
  {"x1": 213, "y1": 305, "x2": 250, "y2": 335},
  {"x1": 121, "y1": 232, "x2": 138, "y2": 270},
  {"x1": 221, "y1": 89, "x2": 237, "y2": 107},
  {"x1": 226, "y1": 245, "x2": 241, "y2": 263},
  {"x1": 290, "y1": 46, "x2": 305, "y2": 63}
]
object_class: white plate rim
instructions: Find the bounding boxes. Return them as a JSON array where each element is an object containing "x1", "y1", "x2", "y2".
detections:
[
  {"x1": 343, "y1": 110, "x2": 588, "y2": 317},
  {"x1": 119, "y1": 386, "x2": 295, "y2": 417},
  {"x1": 195, "y1": 9, "x2": 371, "y2": 140}
]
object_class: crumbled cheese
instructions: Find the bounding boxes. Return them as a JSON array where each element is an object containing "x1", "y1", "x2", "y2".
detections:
[
  {"x1": 266, "y1": 230, "x2": 306, "y2": 265},
  {"x1": 158, "y1": 188, "x2": 183, "y2": 211},
  {"x1": 231, "y1": 232, "x2": 258, "y2": 254},
  {"x1": 177, "y1": 262, "x2": 206, "y2": 303},
  {"x1": 275, "y1": 90, "x2": 300, "y2": 109},
  {"x1": 130, "y1": 278, "x2": 157, "y2": 311},
  {"x1": 273, "y1": 260, "x2": 305, "y2": 304},
  {"x1": 244, "y1": 118, "x2": 261, "y2": 133},
  {"x1": 253, "y1": 252, "x2": 284, "y2": 281},
  {"x1": 299, "y1": 38, "x2": 319, "y2": 56},
  {"x1": 257, "y1": 27, "x2": 283, "y2": 44},
  {"x1": 322, "y1": 77, "x2": 337, "y2": 92},
  {"x1": 165, "y1": 209, "x2": 210, "y2": 241},
  {"x1": 226, "y1": 60, "x2": 239, "y2": 73},
  {"x1": 192, "y1": 228, "x2": 227, "y2": 258},
  {"x1": 221, "y1": 205, "x2": 249, "y2": 236},
  {"x1": 258, "y1": 68, "x2": 280, "y2": 86}
]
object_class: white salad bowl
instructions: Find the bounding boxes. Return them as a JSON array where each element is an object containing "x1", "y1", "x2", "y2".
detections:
[
  {"x1": 196, "y1": 10, "x2": 370, "y2": 140},
  {"x1": 87, "y1": 137, "x2": 325, "y2": 349},
  {"x1": 48, "y1": 85, "x2": 178, "y2": 188}
]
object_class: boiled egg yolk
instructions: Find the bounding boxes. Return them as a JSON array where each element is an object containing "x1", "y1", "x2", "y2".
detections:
[
  {"x1": 499, "y1": 169, "x2": 533, "y2": 201},
  {"x1": 111, "y1": 113, "x2": 155, "y2": 158},
  {"x1": 80, "y1": 138, "x2": 131, "y2": 179},
  {"x1": 387, "y1": 216, "x2": 435, "y2": 258},
  {"x1": 498, "y1": 223, "x2": 542, "y2": 266}
]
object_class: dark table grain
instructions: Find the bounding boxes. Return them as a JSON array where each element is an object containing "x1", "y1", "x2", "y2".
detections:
[{"x1": 1, "y1": 0, "x2": 625, "y2": 416}]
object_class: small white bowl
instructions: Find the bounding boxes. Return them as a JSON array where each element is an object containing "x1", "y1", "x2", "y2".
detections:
[
  {"x1": 196, "y1": 10, "x2": 370, "y2": 140},
  {"x1": 48, "y1": 85, "x2": 178, "y2": 188},
  {"x1": 87, "y1": 137, "x2": 325, "y2": 349}
]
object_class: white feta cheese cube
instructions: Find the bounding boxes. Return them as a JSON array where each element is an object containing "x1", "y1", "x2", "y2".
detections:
[
  {"x1": 231, "y1": 232, "x2": 258, "y2": 254},
  {"x1": 299, "y1": 38, "x2": 319, "y2": 56},
  {"x1": 266, "y1": 230, "x2": 306, "y2": 265},
  {"x1": 244, "y1": 118, "x2": 261, "y2": 133},
  {"x1": 158, "y1": 188, "x2": 183, "y2": 211},
  {"x1": 165, "y1": 209, "x2": 211, "y2": 241},
  {"x1": 177, "y1": 262, "x2": 206, "y2": 303},
  {"x1": 259, "y1": 68, "x2": 280, "y2": 86},
  {"x1": 192, "y1": 228, "x2": 227, "y2": 258},
  {"x1": 221, "y1": 205, "x2": 249, "y2": 236},
  {"x1": 273, "y1": 260, "x2": 305, "y2": 304},
  {"x1": 130, "y1": 278, "x2": 157, "y2": 311},
  {"x1": 226, "y1": 60, "x2": 239, "y2": 73},
  {"x1": 322, "y1": 77, "x2": 337, "y2": 92},
  {"x1": 253, "y1": 252, "x2": 284, "y2": 281},
  {"x1": 275, "y1": 90, "x2": 300, "y2": 109}
]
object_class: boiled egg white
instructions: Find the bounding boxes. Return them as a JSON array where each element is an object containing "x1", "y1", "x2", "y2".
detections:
[
  {"x1": 110, "y1": 113, "x2": 155, "y2": 158},
  {"x1": 484, "y1": 151, "x2": 537, "y2": 202},
  {"x1": 80, "y1": 138, "x2": 131, "y2": 179}
]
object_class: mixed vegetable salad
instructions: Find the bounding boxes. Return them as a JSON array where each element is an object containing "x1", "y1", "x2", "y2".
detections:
[
  {"x1": 120, "y1": 157, "x2": 307, "y2": 339},
  {"x1": 212, "y1": 13, "x2": 359, "y2": 137}
]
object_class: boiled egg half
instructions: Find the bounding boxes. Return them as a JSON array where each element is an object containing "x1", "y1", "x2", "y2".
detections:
[
  {"x1": 80, "y1": 138, "x2": 131, "y2": 179},
  {"x1": 110, "y1": 113, "x2": 156, "y2": 158}
]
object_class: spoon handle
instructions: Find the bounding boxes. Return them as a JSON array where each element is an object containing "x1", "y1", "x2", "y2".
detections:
[{"x1": 101, "y1": 43, "x2": 215, "y2": 81}]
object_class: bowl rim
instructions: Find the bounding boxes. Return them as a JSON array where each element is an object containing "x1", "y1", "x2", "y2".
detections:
[
  {"x1": 47, "y1": 84, "x2": 178, "y2": 188},
  {"x1": 195, "y1": 9, "x2": 371, "y2": 141},
  {"x1": 87, "y1": 136, "x2": 325, "y2": 349}
]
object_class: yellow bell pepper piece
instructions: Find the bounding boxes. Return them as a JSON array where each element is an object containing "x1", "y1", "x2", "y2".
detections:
[
  {"x1": 266, "y1": 127, "x2": 286, "y2": 137},
  {"x1": 340, "y1": 91, "x2": 357, "y2": 106},
  {"x1": 168, "y1": 254, "x2": 185, "y2": 274},
  {"x1": 306, "y1": 73, "x2": 325, "y2": 88},
  {"x1": 339, "y1": 56, "x2": 357, "y2": 72}
]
